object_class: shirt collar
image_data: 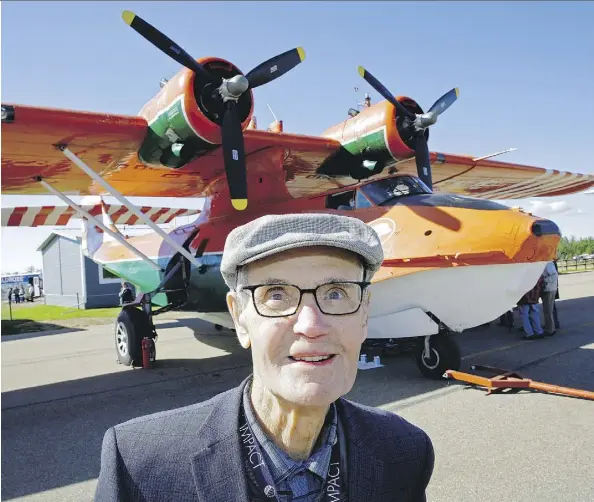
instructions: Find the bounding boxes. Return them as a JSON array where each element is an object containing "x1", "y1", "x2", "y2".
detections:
[{"x1": 242, "y1": 380, "x2": 338, "y2": 482}]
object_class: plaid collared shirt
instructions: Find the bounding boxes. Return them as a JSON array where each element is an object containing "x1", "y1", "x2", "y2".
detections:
[{"x1": 242, "y1": 383, "x2": 338, "y2": 501}]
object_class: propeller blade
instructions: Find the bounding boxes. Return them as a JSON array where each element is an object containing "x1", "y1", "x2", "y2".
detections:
[
  {"x1": 122, "y1": 11, "x2": 216, "y2": 84},
  {"x1": 357, "y1": 66, "x2": 415, "y2": 119},
  {"x1": 428, "y1": 88, "x2": 459, "y2": 116},
  {"x1": 221, "y1": 101, "x2": 248, "y2": 210},
  {"x1": 245, "y1": 47, "x2": 306, "y2": 89},
  {"x1": 414, "y1": 134, "x2": 433, "y2": 191}
]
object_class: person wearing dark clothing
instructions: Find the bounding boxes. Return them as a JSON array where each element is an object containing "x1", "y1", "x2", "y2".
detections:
[
  {"x1": 517, "y1": 276, "x2": 544, "y2": 340},
  {"x1": 119, "y1": 281, "x2": 134, "y2": 305},
  {"x1": 95, "y1": 213, "x2": 435, "y2": 502}
]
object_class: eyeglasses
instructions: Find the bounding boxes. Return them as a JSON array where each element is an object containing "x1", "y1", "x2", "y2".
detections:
[{"x1": 237, "y1": 281, "x2": 370, "y2": 318}]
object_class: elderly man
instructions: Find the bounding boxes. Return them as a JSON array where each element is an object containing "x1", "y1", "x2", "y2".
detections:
[{"x1": 95, "y1": 213, "x2": 435, "y2": 502}]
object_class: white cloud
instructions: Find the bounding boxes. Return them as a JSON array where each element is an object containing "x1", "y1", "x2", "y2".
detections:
[{"x1": 527, "y1": 199, "x2": 574, "y2": 215}]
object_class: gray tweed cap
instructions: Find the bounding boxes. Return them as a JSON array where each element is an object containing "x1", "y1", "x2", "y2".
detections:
[{"x1": 220, "y1": 213, "x2": 384, "y2": 289}]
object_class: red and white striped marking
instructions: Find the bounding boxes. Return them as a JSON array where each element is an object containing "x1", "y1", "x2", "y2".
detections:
[{"x1": 1, "y1": 204, "x2": 200, "y2": 227}]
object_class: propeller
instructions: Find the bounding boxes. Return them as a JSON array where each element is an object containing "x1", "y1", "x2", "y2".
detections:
[
  {"x1": 357, "y1": 66, "x2": 459, "y2": 191},
  {"x1": 122, "y1": 11, "x2": 305, "y2": 210}
]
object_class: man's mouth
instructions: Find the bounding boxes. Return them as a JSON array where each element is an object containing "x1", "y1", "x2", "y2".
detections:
[{"x1": 288, "y1": 354, "x2": 336, "y2": 365}]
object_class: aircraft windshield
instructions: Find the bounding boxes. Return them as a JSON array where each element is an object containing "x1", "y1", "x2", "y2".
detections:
[{"x1": 360, "y1": 176, "x2": 432, "y2": 206}]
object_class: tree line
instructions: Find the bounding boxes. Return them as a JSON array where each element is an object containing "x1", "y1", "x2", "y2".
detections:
[{"x1": 556, "y1": 236, "x2": 594, "y2": 259}]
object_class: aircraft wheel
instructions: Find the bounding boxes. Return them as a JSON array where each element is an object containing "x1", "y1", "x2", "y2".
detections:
[
  {"x1": 115, "y1": 308, "x2": 154, "y2": 367},
  {"x1": 415, "y1": 333, "x2": 461, "y2": 380},
  {"x1": 214, "y1": 324, "x2": 223, "y2": 331}
]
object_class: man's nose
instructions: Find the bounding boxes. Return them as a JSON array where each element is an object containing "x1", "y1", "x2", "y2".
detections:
[{"x1": 293, "y1": 294, "x2": 330, "y2": 338}]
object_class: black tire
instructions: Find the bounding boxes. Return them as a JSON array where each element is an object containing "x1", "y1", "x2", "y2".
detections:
[
  {"x1": 115, "y1": 308, "x2": 155, "y2": 367},
  {"x1": 415, "y1": 334, "x2": 461, "y2": 380},
  {"x1": 214, "y1": 324, "x2": 223, "y2": 331}
]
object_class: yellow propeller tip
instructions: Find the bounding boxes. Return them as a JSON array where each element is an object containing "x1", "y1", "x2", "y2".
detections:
[
  {"x1": 122, "y1": 10, "x2": 135, "y2": 25},
  {"x1": 455, "y1": 88, "x2": 460, "y2": 97},
  {"x1": 357, "y1": 66, "x2": 365, "y2": 77},
  {"x1": 297, "y1": 47, "x2": 306, "y2": 62},
  {"x1": 232, "y1": 199, "x2": 248, "y2": 211}
]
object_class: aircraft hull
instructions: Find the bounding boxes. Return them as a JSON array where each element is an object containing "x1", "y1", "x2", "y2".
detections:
[{"x1": 184, "y1": 260, "x2": 547, "y2": 338}]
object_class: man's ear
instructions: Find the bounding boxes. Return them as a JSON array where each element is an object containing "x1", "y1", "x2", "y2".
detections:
[{"x1": 226, "y1": 291, "x2": 251, "y2": 349}]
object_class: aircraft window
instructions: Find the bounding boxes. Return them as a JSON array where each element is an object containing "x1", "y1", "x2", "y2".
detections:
[
  {"x1": 326, "y1": 191, "x2": 356, "y2": 210},
  {"x1": 355, "y1": 190, "x2": 373, "y2": 208},
  {"x1": 360, "y1": 176, "x2": 431, "y2": 206}
]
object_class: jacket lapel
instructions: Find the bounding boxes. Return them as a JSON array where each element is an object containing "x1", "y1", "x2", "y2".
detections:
[{"x1": 190, "y1": 376, "x2": 252, "y2": 502}]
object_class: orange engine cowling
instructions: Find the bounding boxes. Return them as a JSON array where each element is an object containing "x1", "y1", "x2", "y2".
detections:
[
  {"x1": 136, "y1": 57, "x2": 254, "y2": 169},
  {"x1": 318, "y1": 97, "x2": 427, "y2": 179}
]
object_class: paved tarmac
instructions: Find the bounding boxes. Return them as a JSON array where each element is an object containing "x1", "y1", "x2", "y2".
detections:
[{"x1": 2, "y1": 272, "x2": 593, "y2": 501}]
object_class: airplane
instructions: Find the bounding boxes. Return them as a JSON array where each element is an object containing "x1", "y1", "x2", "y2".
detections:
[{"x1": 2, "y1": 10, "x2": 593, "y2": 379}]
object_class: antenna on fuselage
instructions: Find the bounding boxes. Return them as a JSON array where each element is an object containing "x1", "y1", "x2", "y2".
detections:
[
  {"x1": 266, "y1": 103, "x2": 283, "y2": 132},
  {"x1": 472, "y1": 147, "x2": 517, "y2": 162}
]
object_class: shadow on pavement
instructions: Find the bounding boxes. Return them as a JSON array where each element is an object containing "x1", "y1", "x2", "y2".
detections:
[{"x1": 1, "y1": 320, "x2": 85, "y2": 339}]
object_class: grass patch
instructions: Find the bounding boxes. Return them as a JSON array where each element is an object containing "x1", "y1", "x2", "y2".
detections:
[
  {"x1": 1, "y1": 304, "x2": 121, "y2": 322},
  {"x1": 1, "y1": 304, "x2": 123, "y2": 334}
]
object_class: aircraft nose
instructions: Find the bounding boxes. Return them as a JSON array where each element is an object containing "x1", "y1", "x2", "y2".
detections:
[{"x1": 531, "y1": 219, "x2": 561, "y2": 237}]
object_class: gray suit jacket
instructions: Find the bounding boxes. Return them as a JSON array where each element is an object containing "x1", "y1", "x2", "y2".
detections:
[{"x1": 95, "y1": 377, "x2": 434, "y2": 501}]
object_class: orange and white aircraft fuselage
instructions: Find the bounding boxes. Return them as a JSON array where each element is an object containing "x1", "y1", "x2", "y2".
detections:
[{"x1": 2, "y1": 10, "x2": 591, "y2": 377}]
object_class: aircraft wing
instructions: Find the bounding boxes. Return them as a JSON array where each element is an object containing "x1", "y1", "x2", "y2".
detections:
[
  {"x1": 383, "y1": 153, "x2": 594, "y2": 200},
  {"x1": 1, "y1": 104, "x2": 342, "y2": 200},
  {"x1": 1, "y1": 201, "x2": 200, "y2": 227},
  {"x1": 3, "y1": 104, "x2": 592, "y2": 203}
]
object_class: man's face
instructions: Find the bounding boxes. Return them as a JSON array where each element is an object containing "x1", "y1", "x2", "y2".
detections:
[{"x1": 226, "y1": 247, "x2": 370, "y2": 408}]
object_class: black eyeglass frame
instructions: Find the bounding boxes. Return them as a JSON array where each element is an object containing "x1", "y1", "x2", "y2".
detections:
[{"x1": 237, "y1": 281, "x2": 371, "y2": 318}]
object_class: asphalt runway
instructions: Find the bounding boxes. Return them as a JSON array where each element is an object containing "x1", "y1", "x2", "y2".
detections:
[{"x1": 2, "y1": 272, "x2": 593, "y2": 501}]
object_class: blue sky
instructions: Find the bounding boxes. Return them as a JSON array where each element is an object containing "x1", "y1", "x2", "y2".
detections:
[{"x1": 2, "y1": 1, "x2": 594, "y2": 273}]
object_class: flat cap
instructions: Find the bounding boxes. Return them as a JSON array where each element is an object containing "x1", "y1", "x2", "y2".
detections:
[{"x1": 220, "y1": 213, "x2": 384, "y2": 289}]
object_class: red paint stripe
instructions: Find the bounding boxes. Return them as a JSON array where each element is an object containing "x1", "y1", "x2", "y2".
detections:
[
  {"x1": 56, "y1": 213, "x2": 72, "y2": 226},
  {"x1": 32, "y1": 206, "x2": 56, "y2": 227},
  {"x1": 88, "y1": 204, "x2": 105, "y2": 217},
  {"x1": 7, "y1": 207, "x2": 29, "y2": 226},
  {"x1": 151, "y1": 207, "x2": 170, "y2": 223},
  {"x1": 124, "y1": 206, "x2": 152, "y2": 225},
  {"x1": 110, "y1": 205, "x2": 130, "y2": 224},
  {"x1": 165, "y1": 208, "x2": 189, "y2": 223}
]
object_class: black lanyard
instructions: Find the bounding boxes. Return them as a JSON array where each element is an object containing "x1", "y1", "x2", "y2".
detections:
[{"x1": 238, "y1": 403, "x2": 348, "y2": 501}]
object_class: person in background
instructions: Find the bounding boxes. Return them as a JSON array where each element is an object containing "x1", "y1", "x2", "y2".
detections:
[
  {"x1": 541, "y1": 261, "x2": 559, "y2": 336},
  {"x1": 118, "y1": 281, "x2": 134, "y2": 306},
  {"x1": 553, "y1": 259, "x2": 560, "y2": 329},
  {"x1": 517, "y1": 276, "x2": 544, "y2": 340}
]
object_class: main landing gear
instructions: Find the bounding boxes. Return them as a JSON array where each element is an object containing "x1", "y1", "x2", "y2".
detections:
[
  {"x1": 414, "y1": 332, "x2": 461, "y2": 380},
  {"x1": 115, "y1": 305, "x2": 157, "y2": 367},
  {"x1": 114, "y1": 245, "x2": 200, "y2": 368},
  {"x1": 363, "y1": 329, "x2": 462, "y2": 380}
]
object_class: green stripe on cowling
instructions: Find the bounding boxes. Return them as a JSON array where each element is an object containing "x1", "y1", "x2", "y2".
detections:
[
  {"x1": 150, "y1": 98, "x2": 194, "y2": 141},
  {"x1": 341, "y1": 128, "x2": 388, "y2": 157},
  {"x1": 139, "y1": 97, "x2": 211, "y2": 166}
]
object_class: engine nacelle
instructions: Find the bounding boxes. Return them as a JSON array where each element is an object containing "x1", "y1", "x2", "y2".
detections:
[
  {"x1": 136, "y1": 57, "x2": 254, "y2": 169},
  {"x1": 318, "y1": 97, "x2": 427, "y2": 179}
]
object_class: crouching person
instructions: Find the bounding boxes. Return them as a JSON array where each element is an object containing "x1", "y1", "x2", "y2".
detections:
[{"x1": 95, "y1": 213, "x2": 435, "y2": 501}]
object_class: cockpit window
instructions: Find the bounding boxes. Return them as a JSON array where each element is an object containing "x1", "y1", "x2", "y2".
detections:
[{"x1": 360, "y1": 176, "x2": 432, "y2": 206}]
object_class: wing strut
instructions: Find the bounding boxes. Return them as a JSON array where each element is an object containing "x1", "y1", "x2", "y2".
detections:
[
  {"x1": 36, "y1": 177, "x2": 162, "y2": 272},
  {"x1": 57, "y1": 145, "x2": 202, "y2": 269}
]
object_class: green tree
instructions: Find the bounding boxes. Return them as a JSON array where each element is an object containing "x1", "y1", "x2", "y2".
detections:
[{"x1": 556, "y1": 236, "x2": 594, "y2": 259}]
